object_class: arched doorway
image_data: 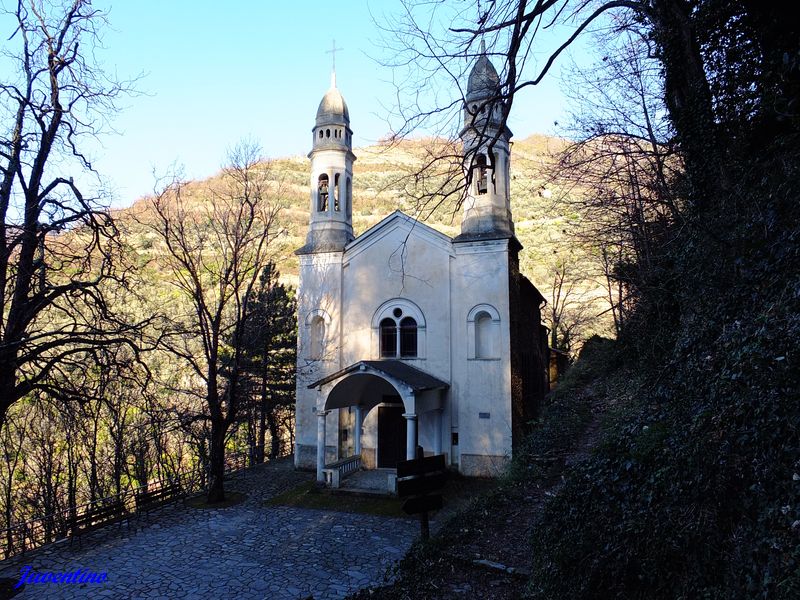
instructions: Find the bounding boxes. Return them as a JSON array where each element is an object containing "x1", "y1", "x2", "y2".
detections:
[
  {"x1": 375, "y1": 399, "x2": 406, "y2": 468},
  {"x1": 325, "y1": 374, "x2": 409, "y2": 470},
  {"x1": 310, "y1": 360, "x2": 449, "y2": 483}
]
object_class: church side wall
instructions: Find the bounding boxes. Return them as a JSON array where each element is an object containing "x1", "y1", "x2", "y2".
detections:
[
  {"x1": 295, "y1": 252, "x2": 344, "y2": 469},
  {"x1": 450, "y1": 239, "x2": 513, "y2": 476},
  {"x1": 513, "y1": 275, "x2": 548, "y2": 444}
]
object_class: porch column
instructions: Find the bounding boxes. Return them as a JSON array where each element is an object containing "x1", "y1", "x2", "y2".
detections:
[
  {"x1": 316, "y1": 410, "x2": 329, "y2": 482},
  {"x1": 433, "y1": 408, "x2": 443, "y2": 455},
  {"x1": 354, "y1": 405, "x2": 362, "y2": 456},
  {"x1": 403, "y1": 413, "x2": 417, "y2": 460}
]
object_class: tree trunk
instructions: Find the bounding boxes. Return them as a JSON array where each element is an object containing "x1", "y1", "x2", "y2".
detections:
[
  {"x1": 257, "y1": 358, "x2": 270, "y2": 463},
  {"x1": 4, "y1": 499, "x2": 11, "y2": 557},
  {"x1": 0, "y1": 361, "x2": 17, "y2": 428},
  {"x1": 66, "y1": 428, "x2": 78, "y2": 528},
  {"x1": 257, "y1": 398, "x2": 268, "y2": 463},
  {"x1": 268, "y1": 412, "x2": 281, "y2": 459},
  {"x1": 650, "y1": 0, "x2": 724, "y2": 208},
  {"x1": 88, "y1": 413, "x2": 100, "y2": 502},
  {"x1": 206, "y1": 421, "x2": 226, "y2": 504}
]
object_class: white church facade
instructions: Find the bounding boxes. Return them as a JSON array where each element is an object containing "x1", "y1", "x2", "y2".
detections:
[{"x1": 294, "y1": 49, "x2": 549, "y2": 482}]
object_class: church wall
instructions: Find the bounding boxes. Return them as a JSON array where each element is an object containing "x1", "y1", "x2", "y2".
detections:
[
  {"x1": 339, "y1": 221, "x2": 454, "y2": 461},
  {"x1": 511, "y1": 274, "x2": 548, "y2": 446},
  {"x1": 450, "y1": 239, "x2": 514, "y2": 475},
  {"x1": 417, "y1": 407, "x2": 440, "y2": 458},
  {"x1": 361, "y1": 404, "x2": 379, "y2": 462},
  {"x1": 294, "y1": 252, "x2": 345, "y2": 469},
  {"x1": 341, "y1": 222, "x2": 453, "y2": 382}
]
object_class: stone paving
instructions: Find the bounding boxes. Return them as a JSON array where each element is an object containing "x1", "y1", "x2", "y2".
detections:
[{"x1": 0, "y1": 459, "x2": 419, "y2": 599}]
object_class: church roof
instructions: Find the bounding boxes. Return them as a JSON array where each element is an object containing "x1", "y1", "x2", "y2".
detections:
[
  {"x1": 466, "y1": 42, "x2": 501, "y2": 101},
  {"x1": 453, "y1": 229, "x2": 522, "y2": 250},
  {"x1": 308, "y1": 360, "x2": 449, "y2": 391},
  {"x1": 345, "y1": 210, "x2": 454, "y2": 258},
  {"x1": 316, "y1": 73, "x2": 350, "y2": 126}
]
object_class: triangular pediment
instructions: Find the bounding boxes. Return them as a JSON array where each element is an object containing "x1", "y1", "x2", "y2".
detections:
[{"x1": 344, "y1": 210, "x2": 454, "y2": 261}]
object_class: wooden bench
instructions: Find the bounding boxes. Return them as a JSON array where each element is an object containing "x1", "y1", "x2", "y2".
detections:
[
  {"x1": 135, "y1": 481, "x2": 182, "y2": 517},
  {"x1": 69, "y1": 499, "x2": 128, "y2": 546}
]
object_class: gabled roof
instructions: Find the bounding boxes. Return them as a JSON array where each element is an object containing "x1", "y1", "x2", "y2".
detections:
[
  {"x1": 308, "y1": 359, "x2": 449, "y2": 391},
  {"x1": 344, "y1": 210, "x2": 454, "y2": 260}
]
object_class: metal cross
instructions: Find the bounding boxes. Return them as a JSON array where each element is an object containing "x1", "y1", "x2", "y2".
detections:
[{"x1": 326, "y1": 39, "x2": 344, "y2": 72}]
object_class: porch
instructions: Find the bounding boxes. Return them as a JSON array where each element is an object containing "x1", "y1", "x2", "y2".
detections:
[{"x1": 308, "y1": 360, "x2": 449, "y2": 488}]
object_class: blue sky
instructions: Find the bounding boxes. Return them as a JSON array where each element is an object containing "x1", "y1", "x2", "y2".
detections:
[{"x1": 4, "y1": 1, "x2": 589, "y2": 208}]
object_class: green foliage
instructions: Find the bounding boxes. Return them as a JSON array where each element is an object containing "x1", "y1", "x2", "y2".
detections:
[
  {"x1": 232, "y1": 262, "x2": 297, "y2": 459},
  {"x1": 524, "y1": 61, "x2": 800, "y2": 600},
  {"x1": 528, "y1": 302, "x2": 800, "y2": 599},
  {"x1": 519, "y1": 4, "x2": 800, "y2": 597}
]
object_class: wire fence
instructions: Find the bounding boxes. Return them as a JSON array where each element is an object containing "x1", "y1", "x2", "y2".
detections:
[{"x1": 1, "y1": 441, "x2": 292, "y2": 560}]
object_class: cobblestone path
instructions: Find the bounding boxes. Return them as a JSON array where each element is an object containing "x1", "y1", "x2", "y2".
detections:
[{"x1": 0, "y1": 459, "x2": 419, "y2": 599}]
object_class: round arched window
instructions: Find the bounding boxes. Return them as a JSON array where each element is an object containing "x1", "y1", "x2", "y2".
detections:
[
  {"x1": 475, "y1": 311, "x2": 492, "y2": 358},
  {"x1": 379, "y1": 314, "x2": 417, "y2": 358},
  {"x1": 374, "y1": 300, "x2": 425, "y2": 360},
  {"x1": 400, "y1": 317, "x2": 417, "y2": 357},
  {"x1": 310, "y1": 316, "x2": 325, "y2": 360},
  {"x1": 380, "y1": 318, "x2": 397, "y2": 358}
]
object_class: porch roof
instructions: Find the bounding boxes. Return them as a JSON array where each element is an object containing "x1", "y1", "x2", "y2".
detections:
[{"x1": 307, "y1": 360, "x2": 449, "y2": 391}]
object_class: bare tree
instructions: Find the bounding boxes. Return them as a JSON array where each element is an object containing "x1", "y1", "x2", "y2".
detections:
[
  {"x1": 549, "y1": 30, "x2": 683, "y2": 334},
  {"x1": 545, "y1": 256, "x2": 599, "y2": 353},
  {"x1": 0, "y1": 0, "x2": 143, "y2": 428},
  {"x1": 377, "y1": 0, "x2": 721, "y2": 218},
  {"x1": 1, "y1": 409, "x2": 28, "y2": 555},
  {"x1": 145, "y1": 142, "x2": 283, "y2": 503}
]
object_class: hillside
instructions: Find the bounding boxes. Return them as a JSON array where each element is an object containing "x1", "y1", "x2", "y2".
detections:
[{"x1": 116, "y1": 133, "x2": 608, "y2": 349}]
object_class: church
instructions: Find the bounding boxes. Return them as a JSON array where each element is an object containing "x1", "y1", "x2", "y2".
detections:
[{"x1": 293, "y1": 47, "x2": 549, "y2": 486}]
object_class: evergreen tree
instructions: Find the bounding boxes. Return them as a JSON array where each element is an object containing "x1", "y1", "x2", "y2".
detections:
[{"x1": 238, "y1": 263, "x2": 297, "y2": 463}]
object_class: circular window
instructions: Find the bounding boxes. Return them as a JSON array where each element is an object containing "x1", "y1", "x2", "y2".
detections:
[{"x1": 393, "y1": 308, "x2": 403, "y2": 318}]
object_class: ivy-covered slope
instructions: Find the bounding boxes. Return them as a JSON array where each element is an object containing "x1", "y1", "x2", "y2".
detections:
[{"x1": 526, "y1": 152, "x2": 800, "y2": 599}]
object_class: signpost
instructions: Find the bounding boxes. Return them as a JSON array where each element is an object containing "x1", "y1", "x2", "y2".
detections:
[{"x1": 397, "y1": 447, "x2": 447, "y2": 540}]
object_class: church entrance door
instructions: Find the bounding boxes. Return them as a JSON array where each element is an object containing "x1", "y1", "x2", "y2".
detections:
[{"x1": 377, "y1": 403, "x2": 407, "y2": 468}]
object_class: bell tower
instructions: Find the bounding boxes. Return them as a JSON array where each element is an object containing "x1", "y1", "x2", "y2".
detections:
[
  {"x1": 458, "y1": 42, "x2": 514, "y2": 239},
  {"x1": 297, "y1": 71, "x2": 355, "y2": 254}
]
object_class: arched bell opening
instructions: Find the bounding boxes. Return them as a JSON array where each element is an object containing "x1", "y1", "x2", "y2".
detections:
[{"x1": 317, "y1": 173, "x2": 329, "y2": 212}]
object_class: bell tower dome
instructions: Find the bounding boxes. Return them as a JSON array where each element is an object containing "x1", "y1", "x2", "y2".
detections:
[
  {"x1": 458, "y1": 42, "x2": 514, "y2": 239},
  {"x1": 297, "y1": 72, "x2": 355, "y2": 254}
]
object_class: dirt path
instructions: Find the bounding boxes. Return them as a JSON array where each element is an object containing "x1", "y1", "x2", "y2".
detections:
[{"x1": 352, "y1": 390, "x2": 606, "y2": 600}]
